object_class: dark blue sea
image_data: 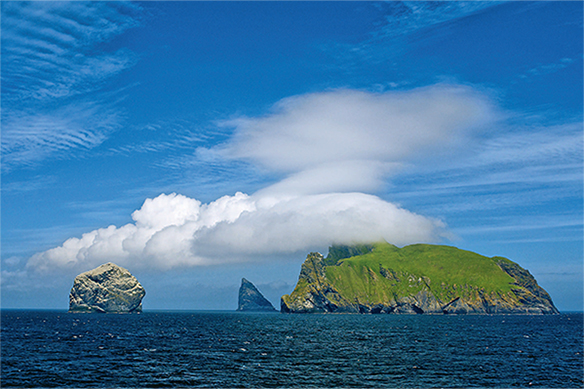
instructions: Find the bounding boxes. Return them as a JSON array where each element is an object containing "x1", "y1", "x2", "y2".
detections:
[{"x1": 1, "y1": 310, "x2": 582, "y2": 388}]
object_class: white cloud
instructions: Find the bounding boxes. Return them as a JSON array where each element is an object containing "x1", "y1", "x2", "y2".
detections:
[
  {"x1": 192, "y1": 192, "x2": 447, "y2": 258},
  {"x1": 26, "y1": 85, "x2": 496, "y2": 272},
  {"x1": 27, "y1": 192, "x2": 446, "y2": 272},
  {"x1": 218, "y1": 85, "x2": 496, "y2": 195},
  {"x1": 256, "y1": 160, "x2": 397, "y2": 196}
]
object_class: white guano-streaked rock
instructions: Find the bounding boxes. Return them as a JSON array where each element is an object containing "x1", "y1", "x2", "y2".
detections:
[{"x1": 69, "y1": 263, "x2": 145, "y2": 313}]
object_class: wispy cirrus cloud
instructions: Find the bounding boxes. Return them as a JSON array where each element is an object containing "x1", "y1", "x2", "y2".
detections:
[
  {"x1": 372, "y1": 1, "x2": 500, "y2": 40},
  {"x1": 1, "y1": 2, "x2": 140, "y2": 102},
  {"x1": 104, "y1": 120, "x2": 217, "y2": 158},
  {"x1": 518, "y1": 58, "x2": 576, "y2": 80},
  {"x1": 390, "y1": 122, "x2": 583, "y2": 243},
  {"x1": 326, "y1": 1, "x2": 499, "y2": 69},
  {"x1": 1, "y1": 101, "x2": 124, "y2": 169},
  {"x1": 394, "y1": 122, "x2": 582, "y2": 199},
  {"x1": 1, "y1": 1, "x2": 142, "y2": 171}
]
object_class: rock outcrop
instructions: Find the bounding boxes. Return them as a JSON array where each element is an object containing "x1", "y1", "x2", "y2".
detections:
[
  {"x1": 69, "y1": 263, "x2": 145, "y2": 313},
  {"x1": 281, "y1": 243, "x2": 559, "y2": 315},
  {"x1": 237, "y1": 278, "x2": 276, "y2": 312}
]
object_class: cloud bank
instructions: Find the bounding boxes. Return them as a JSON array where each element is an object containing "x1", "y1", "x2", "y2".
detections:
[
  {"x1": 28, "y1": 192, "x2": 446, "y2": 272},
  {"x1": 27, "y1": 84, "x2": 496, "y2": 272}
]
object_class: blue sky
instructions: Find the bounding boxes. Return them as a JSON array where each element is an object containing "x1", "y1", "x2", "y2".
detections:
[{"x1": 2, "y1": 1, "x2": 582, "y2": 311}]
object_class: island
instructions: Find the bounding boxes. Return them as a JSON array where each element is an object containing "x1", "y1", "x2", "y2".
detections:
[
  {"x1": 69, "y1": 262, "x2": 145, "y2": 313},
  {"x1": 281, "y1": 242, "x2": 559, "y2": 314},
  {"x1": 237, "y1": 278, "x2": 277, "y2": 312}
]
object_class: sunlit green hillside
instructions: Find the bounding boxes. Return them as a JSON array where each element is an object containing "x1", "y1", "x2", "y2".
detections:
[
  {"x1": 281, "y1": 242, "x2": 558, "y2": 314},
  {"x1": 325, "y1": 243, "x2": 515, "y2": 305}
]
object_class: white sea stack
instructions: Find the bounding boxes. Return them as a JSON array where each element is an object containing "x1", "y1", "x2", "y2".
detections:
[{"x1": 69, "y1": 263, "x2": 145, "y2": 313}]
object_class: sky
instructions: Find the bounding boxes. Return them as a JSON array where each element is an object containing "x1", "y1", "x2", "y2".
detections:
[{"x1": 1, "y1": 1, "x2": 582, "y2": 311}]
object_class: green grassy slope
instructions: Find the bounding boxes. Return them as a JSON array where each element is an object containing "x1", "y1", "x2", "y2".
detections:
[
  {"x1": 281, "y1": 242, "x2": 558, "y2": 314},
  {"x1": 325, "y1": 243, "x2": 516, "y2": 305}
]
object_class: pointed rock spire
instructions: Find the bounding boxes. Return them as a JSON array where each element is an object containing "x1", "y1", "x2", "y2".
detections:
[{"x1": 237, "y1": 278, "x2": 276, "y2": 312}]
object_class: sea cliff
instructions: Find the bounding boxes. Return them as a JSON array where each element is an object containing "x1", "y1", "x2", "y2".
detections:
[{"x1": 281, "y1": 243, "x2": 558, "y2": 315}]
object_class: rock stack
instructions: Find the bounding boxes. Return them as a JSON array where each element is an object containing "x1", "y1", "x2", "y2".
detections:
[
  {"x1": 237, "y1": 278, "x2": 276, "y2": 312},
  {"x1": 69, "y1": 263, "x2": 145, "y2": 313}
]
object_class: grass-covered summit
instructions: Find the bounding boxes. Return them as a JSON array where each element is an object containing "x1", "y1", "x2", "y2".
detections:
[{"x1": 281, "y1": 242, "x2": 558, "y2": 314}]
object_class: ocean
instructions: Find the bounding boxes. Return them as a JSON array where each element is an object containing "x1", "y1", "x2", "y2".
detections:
[{"x1": 1, "y1": 310, "x2": 582, "y2": 388}]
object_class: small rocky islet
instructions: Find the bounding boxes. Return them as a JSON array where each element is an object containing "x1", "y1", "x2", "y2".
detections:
[
  {"x1": 69, "y1": 262, "x2": 145, "y2": 313},
  {"x1": 237, "y1": 278, "x2": 276, "y2": 312}
]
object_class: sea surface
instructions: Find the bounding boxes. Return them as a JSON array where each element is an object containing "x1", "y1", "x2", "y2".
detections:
[{"x1": 1, "y1": 310, "x2": 583, "y2": 388}]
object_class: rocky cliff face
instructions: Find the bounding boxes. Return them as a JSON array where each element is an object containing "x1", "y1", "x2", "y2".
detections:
[
  {"x1": 69, "y1": 263, "x2": 145, "y2": 313},
  {"x1": 281, "y1": 243, "x2": 559, "y2": 315},
  {"x1": 237, "y1": 278, "x2": 276, "y2": 312},
  {"x1": 280, "y1": 252, "x2": 355, "y2": 313}
]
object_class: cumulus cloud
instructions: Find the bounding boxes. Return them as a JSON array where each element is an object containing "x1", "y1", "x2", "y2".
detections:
[
  {"x1": 27, "y1": 192, "x2": 446, "y2": 272},
  {"x1": 192, "y1": 192, "x2": 446, "y2": 257},
  {"x1": 26, "y1": 84, "x2": 497, "y2": 272}
]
